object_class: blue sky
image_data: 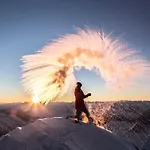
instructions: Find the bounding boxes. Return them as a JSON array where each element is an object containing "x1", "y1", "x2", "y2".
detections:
[{"x1": 0, "y1": 0, "x2": 150, "y2": 103}]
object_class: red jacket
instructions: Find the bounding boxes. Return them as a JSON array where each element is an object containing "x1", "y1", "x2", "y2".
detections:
[{"x1": 74, "y1": 87, "x2": 87, "y2": 109}]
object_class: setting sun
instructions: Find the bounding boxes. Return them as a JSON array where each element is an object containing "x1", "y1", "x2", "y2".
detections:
[{"x1": 32, "y1": 95, "x2": 39, "y2": 104}]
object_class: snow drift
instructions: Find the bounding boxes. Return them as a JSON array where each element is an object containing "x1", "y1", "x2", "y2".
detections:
[
  {"x1": 1, "y1": 101, "x2": 150, "y2": 149},
  {"x1": 0, "y1": 117, "x2": 135, "y2": 150},
  {"x1": 0, "y1": 112, "x2": 26, "y2": 137}
]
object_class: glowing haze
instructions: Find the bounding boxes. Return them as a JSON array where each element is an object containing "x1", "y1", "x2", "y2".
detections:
[{"x1": 22, "y1": 28, "x2": 150, "y2": 104}]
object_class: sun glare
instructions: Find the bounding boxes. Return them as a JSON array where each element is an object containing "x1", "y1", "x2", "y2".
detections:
[{"x1": 32, "y1": 95, "x2": 39, "y2": 104}]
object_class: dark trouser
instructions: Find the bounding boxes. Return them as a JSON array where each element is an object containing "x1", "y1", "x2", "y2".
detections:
[{"x1": 75, "y1": 107, "x2": 90, "y2": 121}]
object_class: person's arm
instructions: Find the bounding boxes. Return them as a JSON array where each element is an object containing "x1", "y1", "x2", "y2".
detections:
[{"x1": 81, "y1": 90, "x2": 91, "y2": 99}]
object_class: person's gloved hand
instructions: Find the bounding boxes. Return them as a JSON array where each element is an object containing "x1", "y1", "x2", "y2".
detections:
[{"x1": 87, "y1": 93, "x2": 91, "y2": 96}]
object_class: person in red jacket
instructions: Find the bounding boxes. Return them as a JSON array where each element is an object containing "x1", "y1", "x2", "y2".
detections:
[{"x1": 74, "y1": 82, "x2": 92, "y2": 122}]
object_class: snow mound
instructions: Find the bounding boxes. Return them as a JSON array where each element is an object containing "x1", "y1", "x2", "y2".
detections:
[
  {"x1": 0, "y1": 112, "x2": 26, "y2": 137},
  {"x1": 0, "y1": 117, "x2": 135, "y2": 150},
  {"x1": 142, "y1": 136, "x2": 150, "y2": 150}
]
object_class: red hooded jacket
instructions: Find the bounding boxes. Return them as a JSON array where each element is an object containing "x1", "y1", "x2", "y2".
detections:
[{"x1": 74, "y1": 87, "x2": 88, "y2": 109}]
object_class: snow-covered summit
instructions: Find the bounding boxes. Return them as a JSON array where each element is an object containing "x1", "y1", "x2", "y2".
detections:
[{"x1": 0, "y1": 117, "x2": 135, "y2": 150}]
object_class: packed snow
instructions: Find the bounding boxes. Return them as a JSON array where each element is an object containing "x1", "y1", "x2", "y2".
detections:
[
  {"x1": 0, "y1": 101, "x2": 150, "y2": 150},
  {"x1": 0, "y1": 103, "x2": 26, "y2": 137},
  {"x1": 0, "y1": 117, "x2": 135, "y2": 150},
  {"x1": 0, "y1": 112, "x2": 26, "y2": 137}
]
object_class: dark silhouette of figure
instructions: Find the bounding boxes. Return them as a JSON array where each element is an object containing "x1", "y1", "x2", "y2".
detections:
[{"x1": 74, "y1": 82, "x2": 92, "y2": 122}]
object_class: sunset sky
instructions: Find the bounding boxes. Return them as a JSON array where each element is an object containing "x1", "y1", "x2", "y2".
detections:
[{"x1": 0, "y1": 0, "x2": 150, "y2": 103}]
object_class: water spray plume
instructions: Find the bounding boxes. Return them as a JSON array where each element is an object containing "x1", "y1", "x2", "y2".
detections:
[{"x1": 21, "y1": 28, "x2": 150, "y2": 104}]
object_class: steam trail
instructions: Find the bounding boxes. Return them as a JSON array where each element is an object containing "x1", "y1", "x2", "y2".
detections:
[{"x1": 21, "y1": 28, "x2": 150, "y2": 103}]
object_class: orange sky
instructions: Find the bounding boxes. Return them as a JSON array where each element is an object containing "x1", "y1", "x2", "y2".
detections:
[{"x1": 1, "y1": 87, "x2": 150, "y2": 104}]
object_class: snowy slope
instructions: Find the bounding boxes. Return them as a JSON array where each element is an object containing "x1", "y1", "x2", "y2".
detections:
[
  {"x1": 88, "y1": 101, "x2": 150, "y2": 149},
  {"x1": 0, "y1": 117, "x2": 135, "y2": 150},
  {"x1": 142, "y1": 137, "x2": 150, "y2": 150},
  {"x1": 0, "y1": 112, "x2": 26, "y2": 137},
  {"x1": 0, "y1": 101, "x2": 149, "y2": 150}
]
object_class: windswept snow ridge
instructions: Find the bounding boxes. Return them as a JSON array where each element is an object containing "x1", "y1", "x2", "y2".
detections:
[{"x1": 0, "y1": 117, "x2": 134, "y2": 150}]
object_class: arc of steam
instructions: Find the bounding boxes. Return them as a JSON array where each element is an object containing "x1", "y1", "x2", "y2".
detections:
[{"x1": 21, "y1": 28, "x2": 150, "y2": 104}]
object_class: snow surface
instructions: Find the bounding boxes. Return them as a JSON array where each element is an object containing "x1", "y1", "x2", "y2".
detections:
[
  {"x1": 0, "y1": 117, "x2": 135, "y2": 150},
  {"x1": 142, "y1": 137, "x2": 150, "y2": 150},
  {"x1": 0, "y1": 112, "x2": 26, "y2": 137},
  {"x1": 0, "y1": 101, "x2": 150, "y2": 150},
  {"x1": 88, "y1": 101, "x2": 150, "y2": 149}
]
